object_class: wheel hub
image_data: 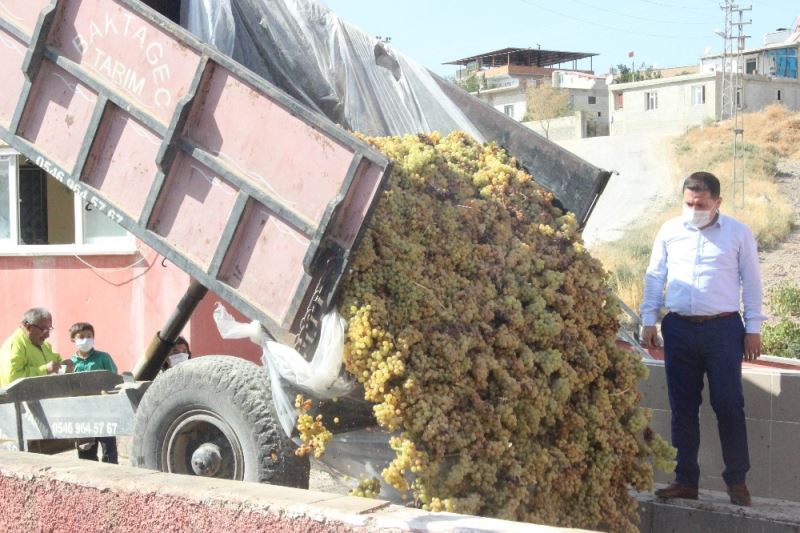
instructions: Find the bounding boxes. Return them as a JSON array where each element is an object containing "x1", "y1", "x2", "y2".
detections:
[
  {"x1": 161, "y1": 410, "x2": 244, "y2": 479},
  {"x1": 191, "y1": 443, "x2": 223, "y2": 476}
]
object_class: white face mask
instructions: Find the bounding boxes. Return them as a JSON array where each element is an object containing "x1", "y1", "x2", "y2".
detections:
[
  {"x1": 168, "y1": 353, "x2": 189, "y2": 367},
  {"x1": 682, "y1": 204, "x2": 715, "y2": 228},
  {"x1": 75, "y1": 337, "x2": 94, "y2": 352}
]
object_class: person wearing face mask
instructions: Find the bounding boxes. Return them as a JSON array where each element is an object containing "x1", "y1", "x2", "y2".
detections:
[
  {"x1": 161, "y1": 335, "x2": 192, "y2": 371},
  {"x1": 69, "y1": 321, "x2": 118, "y2": 464},
  {"x1": 0, "y1": 307, "x2": 71, "y2": 387},
  {"x1": 640, "y1": 171, "x2": 765, "y2": 507}
]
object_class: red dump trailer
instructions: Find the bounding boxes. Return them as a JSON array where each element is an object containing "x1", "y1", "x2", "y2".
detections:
[{"x1": 0, "y1": 0, "x2": 611, "y2": 487}]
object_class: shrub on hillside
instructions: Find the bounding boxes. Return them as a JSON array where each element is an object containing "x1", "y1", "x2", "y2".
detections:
[{"x1": 763, "y1": 282, "x2": 800, "y2": 358}]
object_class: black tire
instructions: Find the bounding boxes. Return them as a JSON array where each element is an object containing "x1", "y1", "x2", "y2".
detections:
[{"x1": 130, "y1": 356, "x2": 309, "y2": 488}]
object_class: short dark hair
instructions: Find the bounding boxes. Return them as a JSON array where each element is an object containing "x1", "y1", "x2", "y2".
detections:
[
  {"x1": 173, "y1": 335, "x2": 191, "y2": 356},
  {"x1": 69, "y1": 322, "x2": 94, "y2": 339},
  {"x1": 682, "y1": 171, "x2": 720, "y2": 198}
]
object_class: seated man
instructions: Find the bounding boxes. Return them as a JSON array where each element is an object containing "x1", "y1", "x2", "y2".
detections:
[{"x1": 0, "y1": 307, "x2": 71, "y2": 387}]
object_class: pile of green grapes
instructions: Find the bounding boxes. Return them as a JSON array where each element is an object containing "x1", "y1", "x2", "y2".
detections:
[{"x1": 336, "y1": 132, "x2": 673, "y2": 532}]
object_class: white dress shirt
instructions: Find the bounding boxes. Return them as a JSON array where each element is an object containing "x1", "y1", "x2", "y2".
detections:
[{"x1": 641, "y1": 213, "x2": 766, "y2": 333}]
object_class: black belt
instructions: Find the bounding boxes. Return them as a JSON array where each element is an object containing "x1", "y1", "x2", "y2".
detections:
[{"x1": 672, "y1": 311, "x2": 738, "y2": 323}]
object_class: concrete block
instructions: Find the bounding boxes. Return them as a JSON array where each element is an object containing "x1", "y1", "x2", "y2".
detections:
[
  {"x1": 742, "y1": 370, "x2": 774, "y2": 422},
  {"x1": 769, "y1": 422, "x2": 800, "y2": 501},
  {"x1": 743, "y1": 418, "x2": 773, "y2": 497},
  {"x1": 773, "y1": 373, "x2": 800, "y2": 423},
  {"x1": 639, "y1": 487, "x2": 800, "y2": 533}
]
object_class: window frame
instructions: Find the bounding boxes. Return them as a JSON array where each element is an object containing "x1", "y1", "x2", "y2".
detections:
[
  {"x1": 692, "y1": 84, "x2": 706, "y2": 105},
  {"x1": 0, "y1": 148, "x2": 136, "y2": 256},
  {"x1": 588, "y1": 95, "x2": 597, "y2": 105},
  {"x1": 503, "y1": 104, "x2": 515, "y2": 117},
  {"x1": 645, "y1": 91, "x2": 658, "y2": 111}
]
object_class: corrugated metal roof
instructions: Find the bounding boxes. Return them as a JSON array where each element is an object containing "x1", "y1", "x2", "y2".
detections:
[{"x1": 445, "y1": 47, "x2": 597, "y2": 67}]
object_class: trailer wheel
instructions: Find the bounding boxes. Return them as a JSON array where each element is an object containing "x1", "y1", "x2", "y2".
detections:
[{"x1": 131, "y1": 356, "x2": 309, "y2": 488}]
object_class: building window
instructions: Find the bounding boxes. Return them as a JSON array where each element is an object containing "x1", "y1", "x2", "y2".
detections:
[
  {"x1": 645, "y1": 92, "x2": 658, "y2": 110},
  {"x1": 597, "y1": 112, "x2": 602, "y2": 117},
  {"x1": 0, "y1": 151, "x2": 134, "y2": 254},
  {"x1": 614, "y1": 92, "x2": 623, "y2": 110},
  {"x1": 777, "y1": 90, "x2": 782, "y2": 101},
  {"x1": 692, "y1": 85, "x2": 706, "y2": 105},
  {"x1": 503, "y1": 104, "x2": 515, "y2": 117},
  {"x1": 588, "y1": 96, "x2": 597, "y2": 104},
  {"x1": 745, "y1": 59, "x2": 757, "y2": 74}
]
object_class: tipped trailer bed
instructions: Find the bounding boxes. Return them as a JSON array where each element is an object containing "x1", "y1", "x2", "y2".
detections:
[{"x1": 0, "y1": 0, "x2": 611, "y2": 487}]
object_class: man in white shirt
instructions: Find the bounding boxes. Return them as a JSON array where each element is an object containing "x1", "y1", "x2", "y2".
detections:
[{"x1": 641, "y1": 171, "x2": 764, "y2": 507}]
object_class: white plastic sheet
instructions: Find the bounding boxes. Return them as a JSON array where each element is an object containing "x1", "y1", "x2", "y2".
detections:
[
  {"x1": 181, "y1": 0, "x2": 483, "y2": 139},
  {"x1": 212, "y1": 304, "x2": 411, "y2": 500},
  {"x1": 180, "y1": 0, "x2": 235, "y2": 56},
  {"x1": 212, "y1": 302, "x2": 354, "y2": 436},
  {"x1": 312, "y1": 428, "x2": 411, "y2": 503}
]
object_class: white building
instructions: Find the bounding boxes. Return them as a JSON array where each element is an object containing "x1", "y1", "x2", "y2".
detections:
[
  {"x1": 609, "y1": 17, "x2": 800, "y2": 135},
  {"x1": 609, "y1": 71, "x2": 800, "y2": 135},
  {"x1": 449, "y1": 48, "x2": 609, "y2": 137},
  {"x1": 700, "y1": 16, "x2": 800, "y2": 79}
]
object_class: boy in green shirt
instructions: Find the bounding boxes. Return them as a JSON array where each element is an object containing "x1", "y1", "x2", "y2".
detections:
[{"x1": 70, "y1": 322, "x2": 118, "y2": 464}]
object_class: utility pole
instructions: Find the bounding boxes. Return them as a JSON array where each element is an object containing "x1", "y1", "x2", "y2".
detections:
[{"x1": 719, "y1": 1, "x2": 751, "y2": 208}]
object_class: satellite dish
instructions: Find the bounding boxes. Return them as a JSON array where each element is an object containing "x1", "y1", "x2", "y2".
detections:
[
  {"x1": 703, "y1": 46, "x2": 712, "y2": 55},
  {"x1": 605, "y1": 74, "x2": 614, "y2": 85}
]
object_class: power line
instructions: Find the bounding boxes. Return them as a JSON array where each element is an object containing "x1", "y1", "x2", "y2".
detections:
[
  {"x1": 516, "y1": 0, "x2": 709, "y2": 39},
  {"x1": 634, "y1": 0, "x2": 708, "y2": 10},
  {"x1": 568, "y1": 0, "x2": 711, "y2": 24}
]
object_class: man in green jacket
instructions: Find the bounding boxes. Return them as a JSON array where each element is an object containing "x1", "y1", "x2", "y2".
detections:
[{"x1": 0, "y1": 307, "x2": 71, "y2": 387}]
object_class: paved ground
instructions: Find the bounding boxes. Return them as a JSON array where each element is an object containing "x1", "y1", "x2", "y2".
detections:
[
  {"x1": 557, "y1": 132, "x2": 678, "y2": 247},
  {"x1": 49, "y1": 440, "x2": 354, "y2": 495}
]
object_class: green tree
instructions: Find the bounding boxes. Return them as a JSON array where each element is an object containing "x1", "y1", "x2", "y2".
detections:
[
  {"x1": 612, "y1": 63, "x2": 662, "y2": 83},
  {"x1": 523, "y1": 84, "x2": 573, "y2": 139},
  {"x1": 452, "y1": 70, "x2": 484, "y2": 92}
]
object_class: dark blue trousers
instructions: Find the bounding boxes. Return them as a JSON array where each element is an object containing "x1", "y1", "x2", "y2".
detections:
[{"x1": 662, "y1": 312, "x2": 750, "y2": 487}]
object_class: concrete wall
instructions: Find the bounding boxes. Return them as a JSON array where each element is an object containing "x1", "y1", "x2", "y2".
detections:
[
  {"x1": 554, "y1": 72, "x2": 609, "y2": 133},
  {"x1": 609, "y1": 73, "x2": 719, "y2": 135},
  {"x1": 640, "y1": 361, "x2": 800, "y2": 501},
  {"x1": 0, "y1": 450, "x2": 590, "y2": 533},
  {"x1": 479, "y1": 75, "x2": 609, "y2": 133},
  {"x1": 742, "y1": 76, "x2": 800, "y2": 111},
  {"x1": 609, "y1": 72, "x2": 800, "y2": 135},
  {"x1": 0, "y1": 241, "x2": 262, "y2": 372},
  {"x1": 484, "y1": 89, "x2": 528, "y2": 121},
  {"x1": 523, "y1": 111, "x2": 587, "y2": 142},
  {"x1": 638, "y1": 489, "x2": 800, "y2": 533}
]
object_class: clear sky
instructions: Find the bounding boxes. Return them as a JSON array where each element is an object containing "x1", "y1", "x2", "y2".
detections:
[{"x1": 322, "y1": 0, "x2": 798, "y2": 77}]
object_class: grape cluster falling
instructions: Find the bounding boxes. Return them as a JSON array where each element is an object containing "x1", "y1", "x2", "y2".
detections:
[{"x1": 318, "y1": 131, "x2": 671, "y2": 531}]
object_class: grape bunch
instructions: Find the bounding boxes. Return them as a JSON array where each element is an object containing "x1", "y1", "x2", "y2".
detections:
[
  {"x1": 335, "y1": 131, "x2": 673, "y2": 532},
  {"x1": 294, "y1": 394, "x2": 332, "y2": 459}
]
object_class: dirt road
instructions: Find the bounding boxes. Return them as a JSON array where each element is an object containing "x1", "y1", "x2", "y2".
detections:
[{"x1": 558, "y1": 132, "x2": 678, "y2": 247}]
